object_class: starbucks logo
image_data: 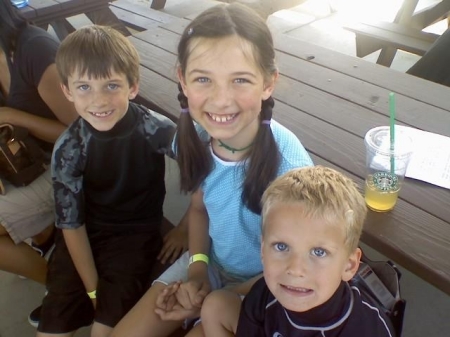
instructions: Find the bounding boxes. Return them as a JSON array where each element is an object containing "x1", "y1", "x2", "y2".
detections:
[{"x1": 372, "y1": 172, "x2": 398, "y2": 191}]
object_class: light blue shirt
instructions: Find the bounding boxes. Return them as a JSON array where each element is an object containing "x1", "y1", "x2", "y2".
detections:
[{"x1": 200, "y1": 120, "x2": 313, "y2": 279}]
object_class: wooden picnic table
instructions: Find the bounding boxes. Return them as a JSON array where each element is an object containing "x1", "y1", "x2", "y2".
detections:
[
  {"x1": 129, "y1": 19, "x2": 450, "y2": 296},
  {"x1": 18, "y1": 0, "x2": 129, "y2": 40},
  {"x1": 347, "y1": 0, "x2": 450, "y2": 67},
  {"x1": 378, "y1": 0, "x2": 450, "y2": 65}
]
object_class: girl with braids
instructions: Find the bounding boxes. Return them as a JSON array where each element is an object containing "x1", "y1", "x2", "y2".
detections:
[{"x1": 112, "y1": 3, "x2": 312, "y2": 337}]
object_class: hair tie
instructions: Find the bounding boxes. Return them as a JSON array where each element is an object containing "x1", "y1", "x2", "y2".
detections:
[
  {"x1": 181, "y1": 108, "x2": 189, "y2": 114},
  {"x1": 261, "y1": 120, "x2": 271, "y2": 125}
]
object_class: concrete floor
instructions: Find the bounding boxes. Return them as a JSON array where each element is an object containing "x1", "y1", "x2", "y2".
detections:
[{"x1": 1, "y1": 1, "x2": 449, "y2": 336}]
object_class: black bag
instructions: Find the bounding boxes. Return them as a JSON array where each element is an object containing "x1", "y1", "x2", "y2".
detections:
[
  {"x1": 352, "y1": 250, "x2": 406, "y2": 337},
  {"x1": 0, "y1": 124, "x2": 47, "y2": 194}
]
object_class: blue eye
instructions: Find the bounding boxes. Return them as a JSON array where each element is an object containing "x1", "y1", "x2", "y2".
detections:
[
  {"x1": 234, "y1": 78, "x2": 250, "y2": 84},
  {"x1": 108, "y1": 83, "x2": 119, "y2": 90},
  {"x1": 274, "y1": 242, "x2": 288, "y2": 252},
  {"x1": 78, "y1": 84, "x2": 89, "y2": 91},
  {"x1": 311, "y1": 248, "x2": 327, "y2": 257},
  {"x1": 195, "y1": 77, "x2": 210, "y2": 83}
]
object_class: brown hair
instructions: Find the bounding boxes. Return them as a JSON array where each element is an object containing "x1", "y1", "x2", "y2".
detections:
[
  {"x1": 56, "y1": 25, "x2": 140, "y2": 86},
  {"x1": 262, "y1": 166, "x2": 367, "y2": 252},
  {"x1": 175, "y1": 3, "x2": 279, "y2": 214}
]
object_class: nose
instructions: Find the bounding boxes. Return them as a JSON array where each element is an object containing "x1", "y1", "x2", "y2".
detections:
[
  {"x1": 91, "y1": 89, "x2": 108, "y2": 107},
  {"x1": 210, "y1": 83, "x2": 232, "y2": 108},
  {"x1": 286, "y1": 254, "x2": 307, "y2": 277}
]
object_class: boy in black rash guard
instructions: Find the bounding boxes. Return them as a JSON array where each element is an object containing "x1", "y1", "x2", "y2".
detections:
[
  {"x1": 236, "y1": 166, "x2": 396, "y2": 337},
  {"x1": 37, "y1": 26, "x2": 179, "y2": 337}
]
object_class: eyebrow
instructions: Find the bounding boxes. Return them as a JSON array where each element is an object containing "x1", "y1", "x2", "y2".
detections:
[{"x1": 188, "y1": 69, "x2": 257, "y2": 78}]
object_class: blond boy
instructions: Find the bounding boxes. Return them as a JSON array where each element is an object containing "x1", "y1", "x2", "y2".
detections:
[{"x1": 236, "y1": 166, "x2": 396, "y2": 337}]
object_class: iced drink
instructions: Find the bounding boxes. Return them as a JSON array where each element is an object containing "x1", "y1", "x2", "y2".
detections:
[{"x1": 364, "y1": 126, "x2": 412, "y2": 212}]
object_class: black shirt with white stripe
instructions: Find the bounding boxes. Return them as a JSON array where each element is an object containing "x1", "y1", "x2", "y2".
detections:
[{"x1": 237, "y1": 277, "x2": 395, "y2": 337}]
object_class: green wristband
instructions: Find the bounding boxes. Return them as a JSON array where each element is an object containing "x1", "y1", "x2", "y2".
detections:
[{"x1": 188, "y1": 253, "x2": 209, "y2": 266}]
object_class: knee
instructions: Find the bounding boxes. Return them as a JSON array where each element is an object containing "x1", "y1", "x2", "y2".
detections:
[{"x1": 201, "y1": 289, "x2": 241, "y2": 322}]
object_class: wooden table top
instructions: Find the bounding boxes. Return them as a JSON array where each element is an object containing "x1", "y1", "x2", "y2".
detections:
[
  {"x1": 17, "y1": 0, "x2": 128, "y2": 39},
  {"x1": 130, "y1": 19, "x2": 450, "y2": 295}
]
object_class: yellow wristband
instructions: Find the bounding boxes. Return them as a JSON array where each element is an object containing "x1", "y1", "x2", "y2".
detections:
[
  {"x1": 87, "y1": 290, "x2": 97, "y2": 299},
  {"x1": 189, "y1": 253, "x2": 209, "y2": 266}
]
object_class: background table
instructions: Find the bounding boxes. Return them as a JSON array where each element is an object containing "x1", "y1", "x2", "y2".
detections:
[
  {"x1": 129, "y1": 19, "x2": 450, "y2": 295},
  {"x1": 19, "y1": 0, "x2": 129, "y2": 40}
]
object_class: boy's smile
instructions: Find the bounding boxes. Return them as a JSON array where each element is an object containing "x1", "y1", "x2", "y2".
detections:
[
  {"x1": 62, "y1": 70, "x2": 139, "y2": 131},
  {"x1": 261, "y1": 202, "x2": 360, "y2": 313}
]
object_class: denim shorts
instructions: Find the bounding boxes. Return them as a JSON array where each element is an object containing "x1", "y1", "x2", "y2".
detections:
[{"x1": 0, "y1": 169, "x2": 54, "y2": 243}]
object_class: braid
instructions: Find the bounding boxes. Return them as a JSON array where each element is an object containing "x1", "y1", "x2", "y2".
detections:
[
  {"x1": 175, "y1": 83, "x2": 212, "y2": 193},
  {"x1": 242, "y1": 96, "x2": 280, "y2": 214}
]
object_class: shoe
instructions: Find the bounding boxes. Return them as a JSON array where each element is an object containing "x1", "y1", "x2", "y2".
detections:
[
  {"x1": 31, "y1": 229, "x2": 56, "y2": 259},
  {"x1": 28, "y1": 305, "x2": 41, "y2": 328}
]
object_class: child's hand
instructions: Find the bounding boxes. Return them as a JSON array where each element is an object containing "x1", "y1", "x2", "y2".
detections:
[
  {"x1": 155, "y1": 281, "x2": 182, "y2": 313},
  {"x1": 155, "y1": 278, "x2": 211, "y2": 321},
  {"x1": 157, "y1": 226, "x2": 188, "y2": 265},
  {"x1": 176, "y1": 278, "x2": 210, "y2": 309}
]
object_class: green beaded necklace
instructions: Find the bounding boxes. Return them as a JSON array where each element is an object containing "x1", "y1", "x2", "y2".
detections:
[{"x1": 217, "y1": 139, "x2": 253, "y2": 154}]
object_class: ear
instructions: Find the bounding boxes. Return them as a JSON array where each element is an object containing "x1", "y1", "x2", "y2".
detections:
[
  {"x1": 261, "y1": 71, "x2": 279, "y2": 101},
  {"x1": 128, "y1": 82, "x2": 140, "y2": 100},
  {"x1": 60, "y1": 83, "x2": 74, "y2": 102},
  {"x1": 260, "y1": 235, "x2": 265, "y2": 262},
  {"x1": 177, "y1": 67, "x2": 188, "y2": 97},
  {"x1": 342, "y1": 247, "x2": 361, "y2": 281}
]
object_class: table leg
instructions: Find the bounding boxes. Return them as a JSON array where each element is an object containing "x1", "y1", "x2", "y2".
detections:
[
  {"x1": 376, "y1": 0, "x2": 419, "y2": 67},
  {"x1": 150, "y1": 0, "x2": 167, "y2": 10},
  {"x1": 85, "y1": 8, "x2": 131, "y2": 36},
  {"x1": 50, "y1": 19, "x2": 76, "y2": 41}
]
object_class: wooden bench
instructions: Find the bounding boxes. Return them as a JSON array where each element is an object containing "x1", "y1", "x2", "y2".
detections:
[
  {"x1": 344, "y1": 20, "x2": 439, "y2": 67},
  {"x1": 110, "y1": 0, "x2": 178, "y2": 32},
  {"x1": 19, "y1": 0, "x2": 130, "y2": 40}
]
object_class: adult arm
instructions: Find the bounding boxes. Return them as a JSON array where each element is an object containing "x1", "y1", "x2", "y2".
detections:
[
  {"x1": 0, "y1": 63, "x2": 78, "y2": 142},
  {"x1": 63, "y1": 225, "x2": 98, "y2": 303}
]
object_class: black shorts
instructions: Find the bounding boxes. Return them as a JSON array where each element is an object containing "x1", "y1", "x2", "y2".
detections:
[{"x1": 38, "y1": 225, "x2": 162, "y2": 333}]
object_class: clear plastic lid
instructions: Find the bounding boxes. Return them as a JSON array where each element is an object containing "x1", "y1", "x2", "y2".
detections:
[{"x1": 365, "y1": 126, "x2": 413, "y2": 157}]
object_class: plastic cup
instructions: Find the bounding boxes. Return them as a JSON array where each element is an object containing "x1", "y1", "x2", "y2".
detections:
[
  {"x1": 364, "y1": 126, "x2": 413, "y2": 212},
  {"x1": 11, "y1": 0, "x2": 29, "y2": 9}
]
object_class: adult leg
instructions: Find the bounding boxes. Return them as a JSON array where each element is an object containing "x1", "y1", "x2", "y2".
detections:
[
  {"x1": 36, "y1": 331, "x2": 75, "y2": 337},
  {"x1": 0, "y1": 225, "x2": 47, "y2": 284},
  {"x1": 111, "y1": 282, "x2": 184, "y2": 337},
  {"x1": 32, "y1": 223, "x2": 55, "y2": 246},
  {"x1": 91, "y1": 322, "x2": 112, "y2": 337},
  {"x1": 200, "y1": 290, "x2": 241, "y2": 337},
  {"x1": 0, "y1": 170, "x2": 54, "y2": 282}
]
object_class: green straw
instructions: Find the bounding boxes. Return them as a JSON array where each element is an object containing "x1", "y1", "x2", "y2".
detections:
[{"x1": 389, "y1": 92, "x2": 396, "y2": 175}]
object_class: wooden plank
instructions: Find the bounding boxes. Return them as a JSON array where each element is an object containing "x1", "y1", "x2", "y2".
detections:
[
  {"x1": 273, "y1": 34, "x2": 450, "y2": 111},
  {"x1": 110, "y1": 6, "x2": 159, "y2": 31},
  {"x1": 410, "y1": 0, "x2": 450, "y2": 29},
  {"x1": 84, "y1": 7, "x2": 130, "y2": 36},
  {"x1": 345, "y1": 21, "x2": 437, "y2": 56},
  {"x1": 112, "y1": 0, "x2": 176, "y2": 24}
]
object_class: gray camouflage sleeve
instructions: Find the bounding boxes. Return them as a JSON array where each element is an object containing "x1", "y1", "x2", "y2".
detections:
[{"x1": 51, "y1": 129, "x2": 86, "y2": 229}]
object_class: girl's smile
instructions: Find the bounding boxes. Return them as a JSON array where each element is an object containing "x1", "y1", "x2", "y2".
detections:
[{"x1": 179, "y1": 35, "x2": 275, "y2": 152}]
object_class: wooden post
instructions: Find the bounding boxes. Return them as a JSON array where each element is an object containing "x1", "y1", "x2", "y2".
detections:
[{"x1": 150, "y1": 0, "x2": 167, "y2": 10}]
